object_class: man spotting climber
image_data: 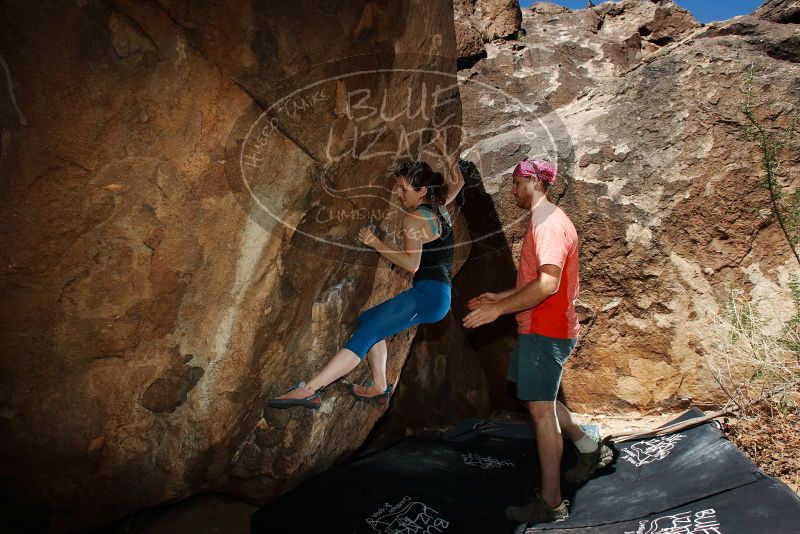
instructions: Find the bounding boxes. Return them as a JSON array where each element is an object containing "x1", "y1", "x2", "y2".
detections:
[{"x1": 463, "y1": 158, "x2": 612, "y2": 524}]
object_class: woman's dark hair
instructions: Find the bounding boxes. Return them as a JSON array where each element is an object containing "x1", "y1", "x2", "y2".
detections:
[{"x1": 394, "y1": 160, "x2": 447, "y2": 207}]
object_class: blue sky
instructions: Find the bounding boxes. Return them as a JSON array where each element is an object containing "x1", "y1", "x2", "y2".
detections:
[{"x1": 519, "y1": 1, "x2": 765, "y2": 23}]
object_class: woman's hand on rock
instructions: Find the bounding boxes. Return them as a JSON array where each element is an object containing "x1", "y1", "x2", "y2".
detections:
[{"x1": 358, "y1": 226, "x2": 380, "y2": 248}]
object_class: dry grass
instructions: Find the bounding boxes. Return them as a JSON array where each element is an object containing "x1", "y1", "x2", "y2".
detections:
[
  {"x1": 701, "y1": 288, "x2": 800, "y2": 493},
  {"x1": 702, "y1": 289, "x2": 800, "y2": 413}
]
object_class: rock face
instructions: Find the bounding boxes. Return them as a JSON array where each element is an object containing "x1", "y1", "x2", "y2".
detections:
[
  {"x1": 530, "y1": 2, "x2": 570, "y2": 16},
  {"x1": 0, "y1": 0, "x2": 462, "y2": 530},
  {"x1": 754, "y1": 0, "x2": 800, "y2": 23},
  {"x1": 454, "y1": 0, "x2": 523, "y2": 58},
  {"x1": 450, "y1": 0, "x2": 800, "y2": 412}
]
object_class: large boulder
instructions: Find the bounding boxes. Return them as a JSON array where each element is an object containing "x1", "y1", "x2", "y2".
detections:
[
  {"x1": 451, "y1": 0, "x2": 800, "y2": 412},
  {"x1": 0, "y1": 0, "x2": 462, "y2": 530},
  {"x1": 454, "y1": 0, "x2": 523, "y2": 59}
]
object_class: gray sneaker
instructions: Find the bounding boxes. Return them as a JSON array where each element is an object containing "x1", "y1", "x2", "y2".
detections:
[
  {"x1": 565, "y1": 441, "x2": 613, "y2": 484},
  {"x1": 505, "y1": 492, "x2": 569, "y2": 523}
]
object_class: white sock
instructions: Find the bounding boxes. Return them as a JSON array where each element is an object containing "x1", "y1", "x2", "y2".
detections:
[{"x1": 574, "y1": 434, "x2": 598, "y2": 454}]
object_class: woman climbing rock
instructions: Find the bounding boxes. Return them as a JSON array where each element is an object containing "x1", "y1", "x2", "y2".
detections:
[{"x1": 268, "y1": 133, "x2": 465, "y2": 409}]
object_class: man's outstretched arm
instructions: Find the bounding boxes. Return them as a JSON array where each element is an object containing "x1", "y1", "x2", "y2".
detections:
[
  {"x1": 467, "y1": 288, "x2": 517, "y2": 310},
  {"x1": 496, "y1": 265, "x2": 561, "y2": 315},
  {"x1": 463, "y1": 265, "x2": 562, "y2": 329}
]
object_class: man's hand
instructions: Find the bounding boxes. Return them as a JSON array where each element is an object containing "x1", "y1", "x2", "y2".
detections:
[
  {"x1": 463, "y1": 302, "x2": 501, "y2": 329},
  {"x1": 467, "y1": 292, "x2": 502, "y2": 311}
]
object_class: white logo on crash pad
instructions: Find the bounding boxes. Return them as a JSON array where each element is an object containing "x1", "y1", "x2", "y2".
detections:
[
  {"x1": 624, "y1": 508, "x2": 723, "y2": 534},
  {"x1": 462, "y1": 452, "x2": 515, "y2": 469},
  {"x1": 620, "y1": 434, "x2": 686, "y2": 467},
  {"x1": 366, "y1": 496, "x2": 449, "y2": 533}
]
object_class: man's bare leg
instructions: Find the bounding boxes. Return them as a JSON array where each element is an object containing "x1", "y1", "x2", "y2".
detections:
[
  {"x1": 559, "y1": 400, "x2": 611, "y2": 484},
  {"x1": 528, "y1": 400, "x2": 563, "y2": 508},
  {"x1": 556, "y1": 401, "x2": 587, "y2": 442}
]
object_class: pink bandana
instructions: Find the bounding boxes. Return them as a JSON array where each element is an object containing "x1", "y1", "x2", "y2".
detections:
[{"x1": 512, "y1": 159, "x2": 557, "y2": 185}]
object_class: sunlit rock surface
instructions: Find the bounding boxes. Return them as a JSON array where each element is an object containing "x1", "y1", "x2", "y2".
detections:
[
  {"x1": 454, "y1": 0, "x2": 523, "y2": 59},
  {"x1": 449, "y1": 0, "x2": 800, "y2": 412}
]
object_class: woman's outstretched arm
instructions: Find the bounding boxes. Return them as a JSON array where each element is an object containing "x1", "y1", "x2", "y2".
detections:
[
  {"x1": 434, "y1": 131, "x2": 465, "y2": 205},
  {"x1": 358, "y1": 214, "x2": 428, "y2": 273}
]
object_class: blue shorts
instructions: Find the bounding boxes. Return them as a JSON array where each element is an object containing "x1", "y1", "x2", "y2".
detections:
[
  {"x1": 344, "y1": 280, "x2": 451, "y2": 359},
  {"x1": 507, "y1": 333, "x2": 577, "y2": 401}
]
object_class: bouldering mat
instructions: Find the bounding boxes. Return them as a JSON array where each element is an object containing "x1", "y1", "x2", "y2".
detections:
[
  {"x1": 252, "y1": 433, "x2": 534, "y2": 533},
  {"x1": 252, "y1": 409, "x2": 800, "y2": 533},
  {"x1": 520, "y1": 477, "x2": 800, "y2": 533}
]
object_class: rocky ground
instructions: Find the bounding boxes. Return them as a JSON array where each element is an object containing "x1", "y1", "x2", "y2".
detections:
[
  {"x1": 572, "y1": 410, "x2": 678, "y2": 436},
  {"x1": 723, "y1": 406, "x2": 800, "y2": 494}
]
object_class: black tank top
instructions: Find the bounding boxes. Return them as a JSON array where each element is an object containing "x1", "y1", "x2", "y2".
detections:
[{"x1": 413, "y1": 204, "x2": 455, "y2": 285}]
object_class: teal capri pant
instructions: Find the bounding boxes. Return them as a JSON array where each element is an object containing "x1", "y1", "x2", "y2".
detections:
[
  {"x1": 343, "y1": 280, "x2": 450, "y2": 359},
  {"x1": 507, "y1": 333, "x2": 577, "y2": 401}
]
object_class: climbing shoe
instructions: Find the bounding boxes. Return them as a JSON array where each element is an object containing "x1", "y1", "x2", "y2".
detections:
[
  {"x1": 345, "y1": 382, "x2": 394, "y2": 406},
  {"x1": 505, "y1": 492, "x2": 569, "y2": 523},
  {"x1": 267, "y1": 381, "x2": 322, "y2": 410},
  {"x1": 565, "y1": 440, "x2": 613, "y2": 484}
]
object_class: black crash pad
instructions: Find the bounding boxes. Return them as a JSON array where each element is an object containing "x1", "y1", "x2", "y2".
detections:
[
  {"x1": 529, "y1": 408, "x2": 763, "y2": 529},
  {"x1": 252, "y1": 433, "x2": 537, "y2": 533},
  {"x1": 521, "y1": 477, "x2": 800, "y2": 534},
  {"x1": 252, "y1": 409, "x2": 800, "y2": 533}
]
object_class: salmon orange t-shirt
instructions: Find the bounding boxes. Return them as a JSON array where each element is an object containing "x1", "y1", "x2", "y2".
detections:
[{"x1": 515, "y1": 202, "x2": 580, "y2": 339}]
